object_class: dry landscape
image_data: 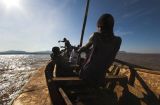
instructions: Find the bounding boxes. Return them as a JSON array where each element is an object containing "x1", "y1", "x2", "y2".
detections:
[{"x1": 116, "y1": 52, "x2": 160, "y2": 71}]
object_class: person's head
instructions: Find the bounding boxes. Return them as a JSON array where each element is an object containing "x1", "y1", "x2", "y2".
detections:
[
  {"x1": 63, "y1": 38, "x2": 67, "y2": 41},
  {"x1": 97, "y1": 13, "x2": 114, "y2": 34},
  {"x1": 52, "y1": 47, "x2": 60, "y2": 56}
]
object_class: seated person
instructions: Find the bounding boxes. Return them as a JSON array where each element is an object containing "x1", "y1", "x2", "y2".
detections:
[
  {"x1": 50, "y1": 47, "x2": 76, "y2": 77},
  {"x1": 58, "y1": 38, "x2": 72, "y2": 57},
  {"x1": 78, "y1": 13, "x2": 122, "y2": 86}
]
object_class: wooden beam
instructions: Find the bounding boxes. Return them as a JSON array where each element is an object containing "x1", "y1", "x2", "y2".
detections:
[
  {"x1": 59, "y1": 88, "x2": 73, "y2": 105},
  {"x1": 52, "y1": 75, "x2": 128, "y2": 84}
]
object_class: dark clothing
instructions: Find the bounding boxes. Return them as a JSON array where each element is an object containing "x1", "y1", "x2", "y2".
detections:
[
  {"x1": 65, "y1": 40, "x2": 71, "y2": 49},
  {"x1": 62, "y1": 39, "x2": 72, "y2": 57},
  {"x1": 79, "y1": 32, "x2": 121, "y2": 86},
  {"x1": 52, "y1": 54, "x2": 76, "y2": 77},
  {"x1": 61, "y1": 39, "x2": 72, "y2": 50},
  {"x1": 45, "y1": 61, "x2": 55, "y2": 79}
]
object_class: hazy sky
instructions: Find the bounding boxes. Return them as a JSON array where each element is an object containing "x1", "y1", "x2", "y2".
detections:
[{"x1": 0, "y1": 0, "x2": 160, "y2": 53}]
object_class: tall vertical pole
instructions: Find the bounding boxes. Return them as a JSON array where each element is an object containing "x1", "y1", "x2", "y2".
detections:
[{"x1": 79, "y1": 0, "x2": 90, "y2": 47}]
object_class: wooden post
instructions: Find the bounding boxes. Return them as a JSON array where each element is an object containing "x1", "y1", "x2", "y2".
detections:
[{"x1": 80, "y1": 0, "x2": 90, "y2": 47}]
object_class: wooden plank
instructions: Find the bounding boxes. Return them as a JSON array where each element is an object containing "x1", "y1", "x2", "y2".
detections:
[
  {"x1": 12, "y1": 66, "x2": 50, "y2": 105},
  {"x1": 59, "y1": 88, "x2": 73, "y2": 105},
  {"x1": 52, "y1": 75, "x2": 128, "y2": 87},
  {"x1": 52, "y1": 75, "x2": 127, "y2": 81},
  {"x1": 53, "y1": 77, "x2": 81, "y2": 81}
]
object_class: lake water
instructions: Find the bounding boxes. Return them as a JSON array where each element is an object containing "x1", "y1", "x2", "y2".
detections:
[
  {"x1": 0, "y1": 54, "x2": 50, "y2": 105},
  {"x1": 0, "y1": 53, "x2": 160, "y2": 105}
]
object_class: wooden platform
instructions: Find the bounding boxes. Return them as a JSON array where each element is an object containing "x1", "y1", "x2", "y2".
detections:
[
  {"x1": 11, "y1": 66, "x2": 52, "y2": 105},
  {"x1": 11, "y1": 62, "x2": 160, "y2": 105}
]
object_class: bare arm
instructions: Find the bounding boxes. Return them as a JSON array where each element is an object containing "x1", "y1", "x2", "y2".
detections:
[{"x1": 78, "y1": 33, "x2": 95, "y2": 52}]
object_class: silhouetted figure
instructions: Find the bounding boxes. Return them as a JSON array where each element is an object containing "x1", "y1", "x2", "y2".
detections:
[
  {"x1": 63, "y1": 38, "x2": 71, "y2": 49},
  {"x1": 79, "y1": 13, "x2": 122, "y2": 86},
  {"x1": 50, "y1": 47, "x2": 75, "y2": 77},
  {"x1": 58, "y1": 38, "x2": 72, "y2": 57},
  {"x1": 50, "y1": 46, "x2": 61, "y2": 60}
]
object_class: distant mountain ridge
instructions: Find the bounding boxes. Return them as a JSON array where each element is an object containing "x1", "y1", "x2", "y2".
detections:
[
  {"x1": 116, "y1": 52, "x2": 160, "y2": 71},
  {"x1": 0, "y1": 50, "x2": 159, "y2": 70},
  {"x1": 0, "y1": 50, "x2": 52, "y2": 54},
  {"x1": 0, "y1": 50, "x2": 159, "y2": 54}
]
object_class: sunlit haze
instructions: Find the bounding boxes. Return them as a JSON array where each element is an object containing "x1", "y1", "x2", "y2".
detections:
[
  {"x1": 0, "y1": 0, "x2": 160, "y2": 53},
  {"x1": 1, "y1": 0, "x2": 21, "y2": 9}
]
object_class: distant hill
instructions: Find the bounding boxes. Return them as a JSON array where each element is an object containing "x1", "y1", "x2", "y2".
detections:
[
  {"x1": 30, "y1": 51, "x2": 52, "y2": 54},
  {"x1": 0, "y1": 50, "x2": 52, "y2": 54},
  {"x1": 116, "y1": 52, "x2": 160, "y2": 71},
  {"x1": 0, "y1": 50, "x2": 159, "y2": 71}
]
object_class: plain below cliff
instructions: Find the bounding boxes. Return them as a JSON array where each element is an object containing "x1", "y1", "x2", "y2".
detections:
[{"x1": 116, "y1": 52, "x2": 160, "y2": 71}]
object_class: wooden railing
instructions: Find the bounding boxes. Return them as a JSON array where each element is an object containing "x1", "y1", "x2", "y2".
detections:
[
  {"x1": 114, "y1": 59, "x2": 160, "y2": 105},
  {"x1": 114, "y1": 59, "x2": 160, "y2": 75}
]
